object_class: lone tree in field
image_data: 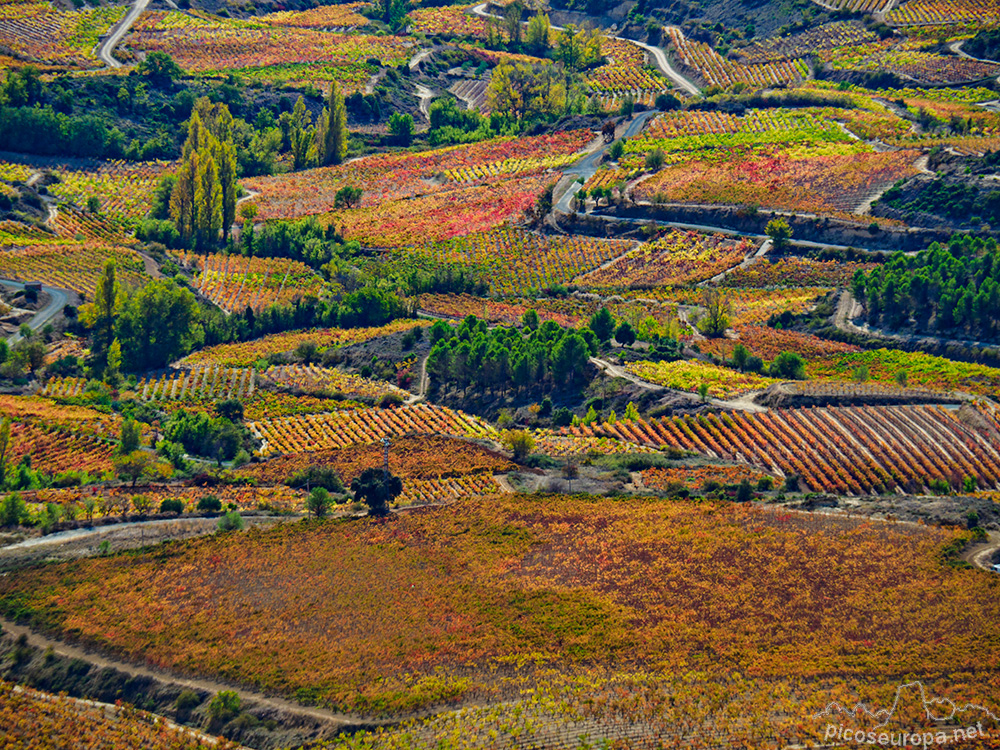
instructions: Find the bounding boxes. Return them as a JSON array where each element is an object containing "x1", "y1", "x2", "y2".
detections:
[
  {"x1": 765, "y1": 218, "x2": 792, "y2": 253},
  {"x1": 351, "y1": 467, "x2": 403, "y2": 517}
]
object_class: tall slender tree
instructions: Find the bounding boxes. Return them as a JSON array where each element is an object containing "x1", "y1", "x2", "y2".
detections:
[{"x1": 321, "y1": 82, "x2": 348, "y2": 165}]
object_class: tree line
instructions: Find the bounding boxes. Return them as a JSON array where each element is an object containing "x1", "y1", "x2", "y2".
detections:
[{"x1": 425, "y1": 315, "x2": 597, "y2": 394}]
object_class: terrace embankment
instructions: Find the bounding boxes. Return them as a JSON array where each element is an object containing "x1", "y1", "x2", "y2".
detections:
[{"x1": 566, "y1": 204, "x2": 964, "y2": 252}]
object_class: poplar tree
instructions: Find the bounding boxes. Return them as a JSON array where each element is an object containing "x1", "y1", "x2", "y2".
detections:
[{"x1": 321, "y1": 82, "x2": 348, "y2": 165}]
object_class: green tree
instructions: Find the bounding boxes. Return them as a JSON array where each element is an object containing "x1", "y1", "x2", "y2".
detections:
[
  {"x1": 334, "y1": 186, "x2": 362, "y2": 208},
  {"x1": 351, "y1": 467, "x2": 403, "y2": 517},
  {"x1": 521, "y1": 309, "x2": 539, "y2": 330},
  {"x1": 119, "y1": 417, "x2": 141, "y2": 456},
  {"x1": 697, "y1": 288, "x2": 731, "y2": 337},
  {"x1": 731, "y1": 343, "x2": 750, "y2": 371},
  {"x1": 80, "y1": 259, "x2": 124, "y2": 372},
  {"x1": 116, "y1": 279, "x2": 202, "y2": 372},
  {"x1": 0, "y1": 417, "x2": 10, "y2": 489},
  {"x1": 136, "y1": 51, "x2": 183, "y2": 83},
  {"x1": 765, "y1": 218, "x2": 792, "y2": 253},
  {"x1": 526, "y1": 12, "x2": 550, "y2": 56},
  {"x1": 388, "y1": 112, "x2": 414, "y2": 146},
  {"x1": 614, "y1": 321, "x2": 636, "y2": 347},
  {"x1": 501, "y1": 429, "x2": 536, "y2": 460},
  {"x1": 0, "y1": 493, "x2": 27, "y2": 527},
  {"x1": 105, "y1": 337, "x2": 122, "y2": 385},
  {"x1": 320, "y1": 82, "x2": 348, "y2": 165},
  {"x1": 306, "y1": 487, "x2": 333, "y2": 518},
  {"x1": 770, "y1": 351, "x2": 806, "y2": 380},
  {"x1": 589, "y1": 307, "x2": 615, "y2": 342},
  {"x1": 113, "y1": 450, "x2": 157, "y2": 488},
  {"x1": 289, "y1": 96, "x2": 315, "y2": 171}
]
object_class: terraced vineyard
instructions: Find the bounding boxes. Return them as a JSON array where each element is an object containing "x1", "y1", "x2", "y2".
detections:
[
  {"x1": 249, "y1": 404, "x2": 496, "y2": 454},
  {"x1": 261, "y1": 364, "x2": 408, "y2": 401},
  {"x1": 564, "y1": 405, "x2": 1000, "y2": 494},
  {"x1": 188, "y1": 253, "x2": 325, "y2": 313},
  {"x1": 0, "y1": 244, "x2": 147, "y2": 297}
]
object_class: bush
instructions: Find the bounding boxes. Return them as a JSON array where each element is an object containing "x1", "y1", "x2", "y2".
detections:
[
  {"x1": 197, "y1": 495, "x2": 222, "y2": 512},
  {"x1": 501, "y1": 429, "x2": 536, "y2": 460},
  {"x1": 160, "y1": 498, "x2": 184, "y2": 514},
  {"x1": 0, "y1": 493, "x2": 28, "y2": 527},
  {"x1": 175, "y1": 690, "x2": 201, "y2": 712},
  {"x1": 208, "y1": 691, "x2": 241, "y2": 722},
  {"x1": 217, "y1": 510, "x2": 244, "y2": 532}
]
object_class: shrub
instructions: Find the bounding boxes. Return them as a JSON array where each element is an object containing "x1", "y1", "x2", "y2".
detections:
[
  {"x1": 501, "y1": 429, "x2": 536, "y2": 460},
  {"x1": 160, "y1": 498, "x2": 184, "y2": 514},
  {"x1": 197, "y1": 495, "x2": 222, "y2": 512},
  {"x1": 175, "y1": 690, "x2": 201, "y2": 712},
  {"x1": 217, "y1": 511, "x2": 244, "y2": 532},
  {"x1": 208, "y1": 691, "x2": 241, "y2": 722}
]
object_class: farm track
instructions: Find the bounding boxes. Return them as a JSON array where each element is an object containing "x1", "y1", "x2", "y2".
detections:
[
  {"x1": 961, "y1": 531, "x2": 1000, "y2": 570},
  {"x1": 0, "y1": 617, "x2": 380, "y2": 732},
  {"x1": 97, "y1": 0, "x2": 150, "y2": 68},
  {"x1": 0, "y1": 278, "x2": 70, "y2": 344},
  {"x1": 833, "y1": 290, "x2": 1000, "y2": 355},
  {"x1": 468, "y1": 4, "x2": 701, "y2": 95},
  {"x1": 590, "y1": 356, "x2": 768, "y2": 412}
]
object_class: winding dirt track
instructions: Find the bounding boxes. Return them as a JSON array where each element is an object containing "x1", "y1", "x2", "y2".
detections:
[{"x1": 0, "y1": 616, "x2": 378, "y2": 731}]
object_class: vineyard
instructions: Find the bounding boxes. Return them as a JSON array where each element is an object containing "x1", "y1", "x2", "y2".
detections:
[
  {"x1": 182, "y1": 252, "x2": 325, "y2": 313},
  {"x1": 0, "y1": 682, "x2": 235, "y2": 750},
  {"x1": 418, "y1": 227, "x2": 636, "y2": 295},
  {"x1": 718, "y1": 258, "x2": 879, "y2": 288},
  {"x1": 0, "y1": 0, "x2": 124, "y2": 68},
  {"x1": 0, "y1": 244, "x2": 147, "y2": 298},
  {"x1": 668, "y1": 28, "x2": 809, "y2": 89},
  {"x1": 248, "y1": 404, "x2": 496, "y2": 454},
  {"x1": 887, "y1": 0, "x2": 1000, "y2": 25},
  {"x1": 242, "y1": 130, "x2": 591, "y2": 222},
  {"x1": 573, "y1": 230, "x2": 755, "y2": 288},
  {"x1": 634, "y1": 146, "x2": 923, "y2": 217},
  {"x1": 641, "y1": 463, "x2": 771, "y2": 490},
  {"x1": 586, "y1": 38, "x2": 671, "y2": 100},
  {"x1": 563, "y1": 404, "x2": 1000, "y2": 494},
  {"x1": 261, "y1": 364, "x2": 408, "y2": 401},
  {"x1": 180, "y1": 319, "x2": 431, "y2": 367},
  {"x1": 124, "y1": 12, "x2": 410, "y2": 89},
  {"x1": 5, "y1": 419, "x2": 115, "y2": 476},
  {"x1": 46, "y1": 160, "x2": 174, "y2": 231},
  {"x1": 406, "y1": 4, "x2": 489, "y2": 39},
  {"x1": 237, "y1": 435, "x2": 515, "y2": 483},
  {"x1": 626, "y1": 359, "x2": 778, "y2": 399},
  {"x1": 628, "y1": 109, "x2": 850, "y2": 155},
  {"x1": 694, "y1": 325, "x2": 863, "y2": 361},
  {"x1": 2, "y1": 494, "x2": 996, "y2": 737},
  {"x1": 807, "y1": 348, "x2": 1000, "y2": 396}
]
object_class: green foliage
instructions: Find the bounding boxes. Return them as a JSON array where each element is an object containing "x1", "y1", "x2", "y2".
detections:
[
  {"x1": 589, "y1": 307, "x2": 615, "y2": 343},
  {"x1": 426, "y1": 316, "x2": 595, "y2": 394},
  {"x1": 770, "y1": 351, "x2": 806, "y2": 380},
  {"x1": 307, "y1": 487, "x2": 333, "y2": 518},
  {"x1": 351, "y1": 468, "x2": 403, "y2": 517},
  {"x1": 207, "y1": 690, "x2": 241, "y2": 721},
  {"x1": 765, "y1": 218, "x2": 792, "y2": 252},
  {"x1": 0, "y1": 493, "x2": 28, "y2": 527},
  {"x1": 856, "y1": 235, "x2": 1000, "y2": 338},
  {"x1": 119, "y1": 418, "x2": 141, "y2": 456},
  {"x1": 160, "y1": 498, "x2": 184, "y2": 514},
  {"x1": 197, "y1": 495, "x2": 222, "y2": 513},
  {"x1": 614, "y1": 321, "x2": 636, "y2": 347},
  {"x1": 136, "y1": 51, "x2": 183, "y2": 83},
  {"x1": 217, "y1": 510, "x2": 244, "y2": 532},
  {"x1": 388, "y1": 112, "x2": 414, "y2": 146}
]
